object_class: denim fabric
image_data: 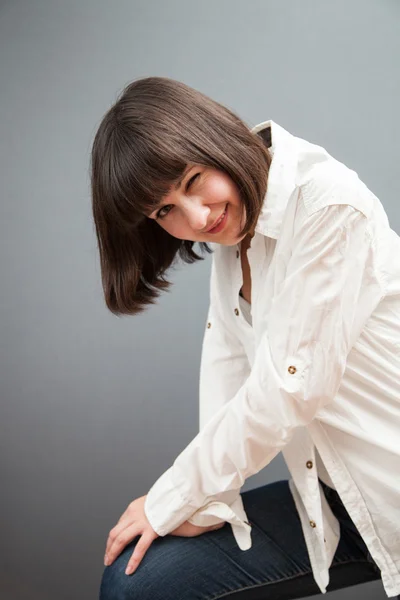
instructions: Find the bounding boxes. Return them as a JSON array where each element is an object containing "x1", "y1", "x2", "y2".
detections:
[{"x1": 100, "y1": 479, "x2": 388, "y2": 600}]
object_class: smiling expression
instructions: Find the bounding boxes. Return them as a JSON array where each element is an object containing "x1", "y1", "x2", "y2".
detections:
[{"x1": 147, "y1": 165, "x2": 250, "y2": 246}]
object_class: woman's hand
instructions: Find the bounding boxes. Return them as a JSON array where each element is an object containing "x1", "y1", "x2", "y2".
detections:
[
  {"x1": 104, "y1": 495, "x2": 226, "y2": 576},
  {"x1": 104, "y1": 495, "x2": 159, "y2": 576}
]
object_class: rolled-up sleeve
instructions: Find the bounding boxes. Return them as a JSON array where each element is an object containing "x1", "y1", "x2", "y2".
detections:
[{"x1": 144, "y1": 201, "x2": 385, "y2": 542}]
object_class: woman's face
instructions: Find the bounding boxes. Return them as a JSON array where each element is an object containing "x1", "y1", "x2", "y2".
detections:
[{"x1": 146, "y1": 165, "x2": 250, "y2": 246}]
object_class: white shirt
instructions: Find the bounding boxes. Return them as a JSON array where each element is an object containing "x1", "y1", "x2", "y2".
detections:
[
  {"x1": 238, "y1": 292, "x2": 336, "y2": 490},
  {"x1": 144, "y1": 120, "x2": 400, "y2": 597}
]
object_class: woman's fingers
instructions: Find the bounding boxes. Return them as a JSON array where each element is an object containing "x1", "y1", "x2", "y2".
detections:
[
  {"x1": 125, "y1": 531, "x2": 156, "y2": 575},
  {"x1": 104, "y1": 496, "x2": 143, "y2": 561},
  {"x1": 103, "y1": 495, "x2": 159, "y2": 574},
  {"x1": 104, "y1": 510, "x2": 132, "y2": 560},
  {"x1": 105, "y1": 521, "x2": 139, "y2": 566}
]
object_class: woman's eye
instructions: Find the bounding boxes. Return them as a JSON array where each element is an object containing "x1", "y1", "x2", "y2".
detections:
[
  {"x1": 156, "y1": 205, "x2": 172, "y2": 219},
  {"x1": 156, "y1": 172, "x2": 200, "y2": 220},
  {"x1": 187, "y1": 172, "x2": 200, "y2": 188}
]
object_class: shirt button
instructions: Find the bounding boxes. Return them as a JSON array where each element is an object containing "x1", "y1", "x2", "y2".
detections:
[
  {"x1": 306, "y1": 461, "x2": 313, "y2": 469},
  {"x1": 309, "y1": 520, "x2": 316, "y2": 528},
  {"x1": 288, "y1": 365, "x2": 297, "y2": 374},
  {"x1": 207, "y1": 322, "x2": 212, "y2": 328},
  {"x1": 236, "y1": 250, "x2": 240, "y2": 258},
  {"x1": 234, "y1": 308, "x2": 239, "y2": 316}
]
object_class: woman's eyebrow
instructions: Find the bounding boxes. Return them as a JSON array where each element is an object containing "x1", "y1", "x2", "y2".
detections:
[
  {"x1": 173, "y1": 166, "x2": 191, "y2": 190},
  {"x1": 146, "y1": 167, "x2": 192, "y2": 217}
]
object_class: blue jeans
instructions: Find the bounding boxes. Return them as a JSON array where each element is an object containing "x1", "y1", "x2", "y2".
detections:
[{"x1": 100, "y1": 478, "x2": 387, "y2": 599}]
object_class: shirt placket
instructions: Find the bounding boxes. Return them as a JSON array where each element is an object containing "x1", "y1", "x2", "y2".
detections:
[{"x1": 283, "y1": 428, "x2": 332, "y2": 592}]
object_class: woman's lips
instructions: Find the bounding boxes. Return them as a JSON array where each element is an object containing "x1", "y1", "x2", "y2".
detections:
[{"x1": 207, "y1": 204, "x2": 228, "y2": 234}]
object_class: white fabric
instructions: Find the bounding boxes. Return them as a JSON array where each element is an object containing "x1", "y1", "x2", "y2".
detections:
[
  {"x1": 239, "y1": 293, "x2": 337, "y2": 493},
  {"x1": 144, "y1": 120, "x2": 400, "y2": 597},
  {"x1": 238, "y1": 293, "x2": 252, "y2": 325}
]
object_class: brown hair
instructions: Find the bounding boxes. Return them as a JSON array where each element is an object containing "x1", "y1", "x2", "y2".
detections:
[{"x1": 90, "y1": 76, "x2": 271, "y2": 316}]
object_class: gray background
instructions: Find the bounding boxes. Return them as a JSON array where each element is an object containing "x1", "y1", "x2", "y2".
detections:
[{"x1": 1, "y1": 1, "x2": 399, "y2": 598}]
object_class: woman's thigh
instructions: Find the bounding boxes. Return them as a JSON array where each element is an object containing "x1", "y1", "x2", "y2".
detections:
[{"x1": 99, "y1": 479, "x2": 382, "y2": 600}]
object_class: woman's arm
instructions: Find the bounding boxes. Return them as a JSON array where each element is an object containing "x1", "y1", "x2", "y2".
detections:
[{"x1": 186, "y1": 262, "x2": 253, "y2": 546}]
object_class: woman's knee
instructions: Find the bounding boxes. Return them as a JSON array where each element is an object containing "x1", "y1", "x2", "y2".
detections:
[
  {"x1": 99, "y1": 542, "x2": 138, "y2": 600},
  {"x1": 99, "y1": 535, "x2": 197, "y2": 600}
]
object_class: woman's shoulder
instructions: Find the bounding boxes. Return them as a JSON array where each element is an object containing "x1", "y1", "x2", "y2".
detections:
[{"x1": 296, "y1": 155, "x2": 375, "y2": 220}]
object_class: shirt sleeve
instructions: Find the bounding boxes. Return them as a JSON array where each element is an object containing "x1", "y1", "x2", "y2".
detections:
[
  {"x1": 185, "y1": 258, "x2": 252, "y2": 548},
  {"x1": 144, "y1": 200, "x2": 385, "y2": 541}
]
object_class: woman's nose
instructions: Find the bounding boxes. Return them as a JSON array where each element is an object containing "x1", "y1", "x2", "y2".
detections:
[{"x1": 186, "y1": 205, "x2": 210, "y2": 232}]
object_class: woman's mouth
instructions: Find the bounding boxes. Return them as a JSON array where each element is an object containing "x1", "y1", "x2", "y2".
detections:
[{"x1": 207, "y1": 204, "x2": 228, "y2": 234}]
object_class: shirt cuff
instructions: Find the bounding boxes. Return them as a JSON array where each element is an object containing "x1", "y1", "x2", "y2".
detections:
[
  {"x1": 144, "y1": 466, "x2": 198, "y2": 536},
  {"x1": 145, "y1": 465, "x2": 252, "y2": 551},
  {"x1": 187, "y1": 493, "x2": 252, "y2": 550}
]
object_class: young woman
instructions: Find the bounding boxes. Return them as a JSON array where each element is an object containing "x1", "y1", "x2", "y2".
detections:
[{"x1": 92, "y1": 76, "x2": 400, "y2": 599}]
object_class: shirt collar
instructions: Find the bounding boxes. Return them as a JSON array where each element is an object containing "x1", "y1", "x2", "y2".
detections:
[{"x1": 251, "y1": 120, "x2": 300, "y2": 239}]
